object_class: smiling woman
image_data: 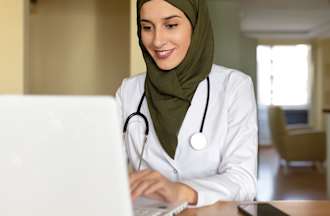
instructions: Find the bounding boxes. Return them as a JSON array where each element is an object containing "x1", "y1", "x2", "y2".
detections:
[
  {"x1": 136, "y1": 0, "x2": 214, "y2": 161},
  {"x1": 116, "y1": 0, "x2": 258, "y2": 207}
]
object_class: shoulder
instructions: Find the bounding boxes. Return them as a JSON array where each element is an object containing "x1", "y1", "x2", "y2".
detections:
[
  {"x1": 116, "y1": 73, "x2": 146, "y2": 112},
  {"x1": 120, "y1": 73, "x2": 146, "y2": 92},
  {"x1": 210, "y1": 64, "x2": 252, "y2": 85},
  {"x1": 116, "y1": 73, "x2": 146, "y2": 98},
  {"x1": 210, "y1": 64, "x2": 254, "y2": 93}
]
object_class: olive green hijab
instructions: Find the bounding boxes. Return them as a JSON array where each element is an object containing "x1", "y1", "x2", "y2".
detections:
[{"x1": 137, "y1": 0, "x2": 214, "y2": 159}]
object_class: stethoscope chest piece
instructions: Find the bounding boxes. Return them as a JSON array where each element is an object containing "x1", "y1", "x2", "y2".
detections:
[{"x1": 190, "y1": 132, "x2": 207, "y2": 150}]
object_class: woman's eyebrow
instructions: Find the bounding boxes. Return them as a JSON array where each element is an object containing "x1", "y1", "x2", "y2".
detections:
[
  {"x1": 163, "y1": 15, "x2": 182, "y2": 20},
  {"x1": 140, "y1": 19, "x2": 152, "y2": 23},
  {"x1": 140, "y1": 15, "x2": 182, "y2": 23}
]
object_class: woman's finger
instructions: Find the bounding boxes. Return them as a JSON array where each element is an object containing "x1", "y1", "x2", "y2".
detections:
[
  {"x1": 130, "y1": 170, "x2": 163, "y2": 192},
  {"x1": 130, "y1": 173, "x2": 153, "y2": 192},
  {"x1": 144, "y1": 190, "x2": 167, "y2": 202},
  {"x1": 129, "y1": 170, "x2": 153, "y2": 190},
  {"x1": 131, "y1": 179, "x2": 156, "y2": 200},
  {"x1": 129, "y1": 169, "x2": 151, "y2": 184},
  {"x1": 143, "y1": 180, "x2": 165, "y2": 196}
]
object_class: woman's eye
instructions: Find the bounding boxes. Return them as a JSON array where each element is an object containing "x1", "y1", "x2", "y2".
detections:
[
  {"x1": 165, "y1": 24, "x2": 178, "y2": 29},
  {"x1": 142, "y1": 26, "x2": 152, "y2": 31}
]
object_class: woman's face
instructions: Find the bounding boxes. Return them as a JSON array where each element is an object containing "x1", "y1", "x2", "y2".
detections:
[{"x1": 140, "y1": 0, "x2": 193, "y2": 70}]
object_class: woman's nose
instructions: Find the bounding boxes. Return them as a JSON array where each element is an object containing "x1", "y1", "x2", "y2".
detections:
[{"x1": 152, "y1": 28, "x2": 167, "y2": 48}]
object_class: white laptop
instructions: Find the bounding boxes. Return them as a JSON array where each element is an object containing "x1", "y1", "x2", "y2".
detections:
[{"x1": 0, "y1": 96, "x2": 187, "y2": 216}]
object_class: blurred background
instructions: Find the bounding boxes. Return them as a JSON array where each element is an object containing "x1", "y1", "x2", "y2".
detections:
[{"x1": 0, "y1": 0, "x2": 329, "y2": 201}]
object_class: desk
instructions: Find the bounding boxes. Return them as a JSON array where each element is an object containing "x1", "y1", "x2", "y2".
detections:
[{"x1": 179, "y1": 201, "x2": 330, "y2": 216}]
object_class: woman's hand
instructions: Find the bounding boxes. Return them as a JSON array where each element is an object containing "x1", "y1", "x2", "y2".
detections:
[{"x1": 129, "y1": 169, "x2": 197, "y2": 205}]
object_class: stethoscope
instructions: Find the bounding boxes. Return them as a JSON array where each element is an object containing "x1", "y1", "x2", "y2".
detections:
[{"x1": 123, "y1": 77, "x2": 210, "y2": 170}]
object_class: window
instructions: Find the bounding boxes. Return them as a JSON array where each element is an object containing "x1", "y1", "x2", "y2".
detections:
[{"x1": 257, "y1": 45, "x2": 311, "y2": 109}]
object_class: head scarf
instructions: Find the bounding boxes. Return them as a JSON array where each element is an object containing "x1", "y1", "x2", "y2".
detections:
[{"x1": 137, "y1": 0, "x2": 214, "y2": 159}]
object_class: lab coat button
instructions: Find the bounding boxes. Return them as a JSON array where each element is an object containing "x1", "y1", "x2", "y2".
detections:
[{"x1": 173, "y1": 169, "x2": 178, "y2": 174}]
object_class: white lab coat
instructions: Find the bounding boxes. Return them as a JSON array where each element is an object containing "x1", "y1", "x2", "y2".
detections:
[{"x1": 116, "y1": 64, "x2": 258, "y2": 207}]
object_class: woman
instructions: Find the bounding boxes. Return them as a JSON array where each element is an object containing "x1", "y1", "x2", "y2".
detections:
[{"x1": 116, "y1": 0, "x2": 257, "y2": 207}]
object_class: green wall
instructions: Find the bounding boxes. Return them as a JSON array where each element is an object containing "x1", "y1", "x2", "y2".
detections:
[{"x1": 207, "y1": 0, "x2": 257, "y2": 92}]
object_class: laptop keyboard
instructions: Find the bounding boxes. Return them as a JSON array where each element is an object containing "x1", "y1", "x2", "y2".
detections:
[{"x1": 134, "y1": 208, "x2": 166, "y2": 216}]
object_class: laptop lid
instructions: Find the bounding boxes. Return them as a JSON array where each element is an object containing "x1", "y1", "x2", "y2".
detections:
[{"x1": 0, "y1": 96, "x2": 133, "y2": 216}]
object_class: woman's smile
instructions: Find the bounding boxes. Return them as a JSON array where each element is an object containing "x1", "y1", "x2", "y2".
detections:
[{"x1": 154, "y1": 48, "x2": 176, "y2": 60}]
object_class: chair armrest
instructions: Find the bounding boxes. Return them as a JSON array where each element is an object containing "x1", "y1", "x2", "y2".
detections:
[
  {"x1": 288, "y1": 129, "x2": 325, "y2": 136},
  {"x1": 286, "y1": 123, "x2": 311, "y2": 131}
]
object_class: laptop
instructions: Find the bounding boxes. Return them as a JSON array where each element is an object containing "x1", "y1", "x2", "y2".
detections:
[{"x1": 0, "y1": 96, "x2": 187, "y2": 216}]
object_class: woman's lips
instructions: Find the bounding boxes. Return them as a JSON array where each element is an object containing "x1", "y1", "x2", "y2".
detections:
[{"x1": 154, "y1": 48, "x2": 175, "y2": 60}]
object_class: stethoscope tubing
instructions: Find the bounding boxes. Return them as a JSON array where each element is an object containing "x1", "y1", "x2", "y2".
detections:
[
  {"x1": 199, "y1": 77, "x2": 210, "y2": 133},
  {"x1": 123, "y1": 77, "x2": 210, "y2": 170},
  {"x1": 123, "y1": 93, "x2": 149, "y2": 135}
]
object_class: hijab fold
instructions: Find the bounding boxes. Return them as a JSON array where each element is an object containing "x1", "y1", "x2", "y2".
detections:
[{"x1": 137, "y1": 0, "x2": 214, "y2": 159}]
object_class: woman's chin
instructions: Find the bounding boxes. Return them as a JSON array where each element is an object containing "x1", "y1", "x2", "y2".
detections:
[
  {"x1": 155, "y1": 60, "x2": 180, "y2": 71},
  {"x1": 157, "y1": 65, "x2": 175, "y2": 71}
]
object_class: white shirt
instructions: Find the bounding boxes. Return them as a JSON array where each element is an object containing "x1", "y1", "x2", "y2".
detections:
[{"x1": 116, "y1": 64, "x2": 258, "y2": 207}]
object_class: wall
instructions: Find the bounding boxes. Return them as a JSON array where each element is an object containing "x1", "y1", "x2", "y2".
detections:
[
  {"x1": 240, "y1": 35, "x2": 257, "y2": 91},
  {"x1": 0, "y1": 0, "x2": 28, "y2": 94},
  {"x1": 1, "y1": 0, "x2": 258, "y2": 95},
  {"x1": 130, "y1": 0, "x2": 146, "y2": 76},
  {"x1": 321, "y1": 39, "x2": 330, "y2": 108},
  {"x1": 208, "y1": 0, "x2": 241, "y2": 69},
  {"x1": 207, "y1": 0, "x2": 257, "y2": 85},
  {"x1": 258, "y1": 39, "x2": 310, "y2": 45},
  {"x1": 311, "y1": 38, "x2": 330, "y2": 129},
  {"x1": 29, "y1": 0, "x2": 130, "y2": 95}
]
